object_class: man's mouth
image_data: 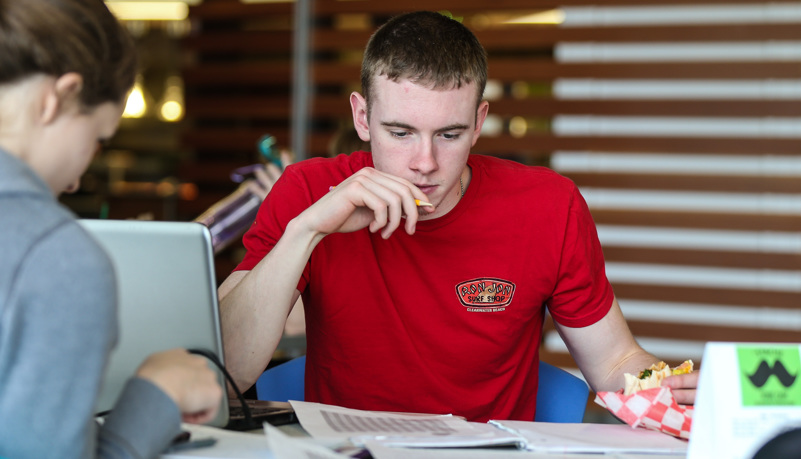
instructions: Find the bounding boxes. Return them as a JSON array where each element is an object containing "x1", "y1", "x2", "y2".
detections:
[{"x1": 416, "y1": 185, "x2": 437, "y2": 194}]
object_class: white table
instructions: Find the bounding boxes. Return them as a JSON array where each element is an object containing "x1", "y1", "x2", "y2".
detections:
[{"x1": 161, "y1": 422, "x2": 687, "y2": 459}]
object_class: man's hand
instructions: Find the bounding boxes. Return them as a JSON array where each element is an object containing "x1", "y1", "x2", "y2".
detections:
[
  {"x1": 301, "y1": 167, "x2": 435, "y2": 240},
  {"x1": 246, "y1": 149, "x2": 294, "y2": 200},
  {"x1": 135, "y1": 348, "x2": 223, "y2": 424},
  {"x1": 663, "y1": 371, "x2": 699, "y2": 405}
]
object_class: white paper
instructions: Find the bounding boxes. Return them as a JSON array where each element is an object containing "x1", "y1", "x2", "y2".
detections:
[
  {"x1": 290, "y1": 401, "x2": 522, "y2": 448},
  {"x1": 291, "y1": 400, "x2": 690, "y2": 454},
  {"x1": 688, "y1": 342, "x2": 801, "y2": 459},
  {"x1": 365, "y1": 440, "x2": 685, "y2": 459},
  {"x1": 162, "y1": 405, "x2": 691, "y2": 458},
  {"x1": 363, "y1": 441, "x2": 530, "y2": 459},
  {"x1": 263, "y1": 423, "x2": 351, "y2": 459},
  {"x1": 357, "y1": 426, "x2": 525, "y2": 449},
  {"x1": 492, "y1": 421, "x2": 688, "y2": 454}
]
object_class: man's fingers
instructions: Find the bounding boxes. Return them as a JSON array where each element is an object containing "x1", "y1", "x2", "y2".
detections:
[
  {"x1": 664, "y1": 371, "x2": 699, "y2": 389},
  {"x1": 347, "y1": 173, "x2": 416, "y2": 238},
  {"x1": 663, "y1": 371, "x2": 699, "y2": 405},
  {"x1": 326, "y1": 167, "x2": 432, "y2": 238},
  {"x1": 279, "y1": 149, "x2": 294, "y2": 168},
  {"x1": 262, "y1": 163, "x2": 282, "y2": 182},
  {"x1": 671, "y1": 389, "x2": 697, "y2": 405},
  {"x1": 358, "y1": 191, "x2": 389, "y2": 234},
  {"x1": 245, "y1": 179, "x2": 269, "y2": 200}
]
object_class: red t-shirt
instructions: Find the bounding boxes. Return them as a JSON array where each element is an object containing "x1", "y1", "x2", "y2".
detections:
[{"x1": 237, "y1": 152, "x2": 613, "y2": 422}]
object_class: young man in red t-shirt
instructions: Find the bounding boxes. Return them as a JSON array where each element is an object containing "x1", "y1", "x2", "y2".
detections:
[{"x1": 218, "y1": 11, "x2": 698, "y2": 422}]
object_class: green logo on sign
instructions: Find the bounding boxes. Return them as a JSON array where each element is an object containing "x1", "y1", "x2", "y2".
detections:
[{"x1": 737, "y1": 345, "x2": 801, "y2": 406}]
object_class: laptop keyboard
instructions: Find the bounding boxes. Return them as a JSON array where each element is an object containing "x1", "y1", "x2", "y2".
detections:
[{"x1": 226, "y1": 399, "x2": 297, "y2": 430}]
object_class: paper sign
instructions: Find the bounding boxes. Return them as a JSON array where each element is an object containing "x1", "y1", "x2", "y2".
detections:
[
  {"x1": 687, "y1": 342, "x2": 801, "y2": 459},
  {"x1": 737, "y1": 346, "x2": 801, "y2": 407}
]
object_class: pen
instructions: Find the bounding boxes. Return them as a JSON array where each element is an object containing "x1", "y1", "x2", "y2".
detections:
[{"x1": 328, "y1": 186, "x2": 434, "y2": 208}]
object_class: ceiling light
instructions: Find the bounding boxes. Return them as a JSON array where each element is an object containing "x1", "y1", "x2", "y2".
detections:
[
  {"x1": 105, "y1": 1, "x2": 189, "y2": 21},
  {"x1": 506, "y1": 9, "x2": 565, "y2": 25},
  {"x1": 123, "y1": 76, "x2": 147, "y2": 118}
]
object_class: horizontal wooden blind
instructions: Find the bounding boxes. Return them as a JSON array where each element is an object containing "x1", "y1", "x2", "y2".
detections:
[
  {"x1": 537, "y1": 3, "x2": 801, "y2": 375},
  {"x1": 181, "y1": 1, "x2": 801, "y2": 377}
]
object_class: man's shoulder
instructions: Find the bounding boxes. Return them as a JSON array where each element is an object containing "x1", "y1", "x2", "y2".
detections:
[{"x1": 470, "y1": 154, "x2": 574, "y2": 188}]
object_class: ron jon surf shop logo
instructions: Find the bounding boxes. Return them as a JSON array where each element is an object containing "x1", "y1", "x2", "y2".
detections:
[{"x1": 456, "y1": 278, "x2": 515, "y2": 312}]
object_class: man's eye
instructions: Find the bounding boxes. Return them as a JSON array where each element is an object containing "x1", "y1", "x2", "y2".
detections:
[
  {"x1": 442, "y1": 133, "x2": 460, "y2": 140},
  {"x1": 391, "y1": 131, "x2": 409, "y2": 138}
]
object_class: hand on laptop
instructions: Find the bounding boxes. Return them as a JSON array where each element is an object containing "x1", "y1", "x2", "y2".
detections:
[{"x1": 136, "y1": 348, "x2": 223, "y2": 424}]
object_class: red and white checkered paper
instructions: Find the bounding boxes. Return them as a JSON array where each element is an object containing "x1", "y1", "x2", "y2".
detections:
[{"x1": 595, "y1": 387, "x2": 693, "y2": 440}]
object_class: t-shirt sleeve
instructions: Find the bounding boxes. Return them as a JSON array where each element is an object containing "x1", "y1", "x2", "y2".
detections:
[{"x1": 546, "y1": 185, "x2": 614, "y2": 327}]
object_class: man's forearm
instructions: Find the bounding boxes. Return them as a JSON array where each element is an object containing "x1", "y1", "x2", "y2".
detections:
[
  {"x1": 219, "y1": 272, "x2": 288, "y2": 392},
  {"x1": 218, "y1": 217, "x2": 322, "y2": 392},
  {"x1": 557, "y1": 297, "x2": 662, "y2": 393},
  {"x1": 596, "y1": 348, "x2": 661, "y2": 392}
]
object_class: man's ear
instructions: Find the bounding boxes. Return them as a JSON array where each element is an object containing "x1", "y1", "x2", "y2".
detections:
[
  {"x1": 349, "y1": 91, "x2": 371, "y2": 142},
  {"x1": 470, "y1": 100, "x2": 490, "y2": 147},
  {"x1": 41, "y1": 72, "x2": 83, "y2": 125}
]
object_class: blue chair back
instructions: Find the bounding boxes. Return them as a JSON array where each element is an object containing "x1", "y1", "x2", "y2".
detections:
[
  {"x1": 255, "y1": 355, "x2": 306, "y2": 402},
  {"x1": 535, "y1": 360, "x2": 589, "y2": 423},
  {"x1": 255, "y1": 357, "x2": 589, "y2": 423}
]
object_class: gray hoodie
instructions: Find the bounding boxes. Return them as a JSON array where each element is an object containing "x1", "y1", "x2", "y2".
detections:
[{"x1": 0, "y1": 150, "x2": 181, "y2": 458}]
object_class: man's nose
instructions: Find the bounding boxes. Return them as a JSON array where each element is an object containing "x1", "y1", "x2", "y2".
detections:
[{"x1": 410, "y1": 138, "x2": 437, "y2": 173}]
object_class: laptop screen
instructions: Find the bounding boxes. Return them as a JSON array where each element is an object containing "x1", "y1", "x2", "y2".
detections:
[{"x1": 79, "y1": 219, "x2": 229, "y2": 427}]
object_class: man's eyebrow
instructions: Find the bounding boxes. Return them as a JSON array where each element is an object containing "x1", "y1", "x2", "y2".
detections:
[
  {"x1": 435, "y1": 123, "x2": 470, "y2": 133},
  {"x1": 379, "y1": 121, "x2": 470, "y2": 132},
  {"x1": 380, "y1": 121, "x2": 415, "y2": 130}
]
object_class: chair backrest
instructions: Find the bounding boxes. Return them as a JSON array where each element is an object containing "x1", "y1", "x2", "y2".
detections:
[
  {"x1": 255, "y1": 355, "x2": 306, "y2": 402},
  {"x1": 255, "y1": 357, "x2": 589, "y2": 422},
  {"x1": 535, "y1": 360, "x2": 590, "y2": 423}
]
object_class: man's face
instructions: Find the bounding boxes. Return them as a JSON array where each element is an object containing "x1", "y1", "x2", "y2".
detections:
[{"x1": 354, "y1": 76, "x2": 488, "y2": 218}]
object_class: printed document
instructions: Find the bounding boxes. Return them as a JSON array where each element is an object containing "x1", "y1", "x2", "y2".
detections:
[
  {"x1": 290, "y1": 401, "x2": 688, "y2": 454},
  {"x1": 290, "y1": 401, "x2": 522, "y2": 448},
  {"x1": 491, "y1": 420, "x2": 688, "y2": 454}
]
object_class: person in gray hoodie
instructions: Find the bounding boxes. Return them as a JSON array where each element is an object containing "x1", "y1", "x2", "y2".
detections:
[{"x1": 0, "y1": 1, "x2": 222, "y2": 457}]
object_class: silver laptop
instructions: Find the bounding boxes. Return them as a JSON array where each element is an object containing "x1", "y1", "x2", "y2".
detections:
[{"x1": 79, "y1": 219, "x2": 229, "y2": 427}]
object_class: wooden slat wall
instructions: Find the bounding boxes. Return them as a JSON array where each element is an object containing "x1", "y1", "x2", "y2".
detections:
[
  {"x1": 181, "y1": 0, "x2": 801, "y2": 386},
  {"x1": 537, "y1": 4, "x2": 801, "y2": 374}
]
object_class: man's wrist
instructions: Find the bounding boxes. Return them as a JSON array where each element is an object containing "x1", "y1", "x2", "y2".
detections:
[{"x1": 286, "y1": 213, "x2": 326, "y2": 250}]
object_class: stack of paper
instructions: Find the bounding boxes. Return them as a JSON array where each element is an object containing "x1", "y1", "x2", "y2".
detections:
[
  {"x1": 490, "y1": 420, "x2": 688, "y2": 454},
  {"x1": 288, "y1": 401, "x2": 689, "y2": 457}
]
